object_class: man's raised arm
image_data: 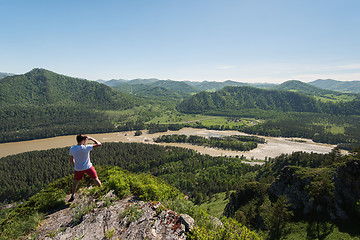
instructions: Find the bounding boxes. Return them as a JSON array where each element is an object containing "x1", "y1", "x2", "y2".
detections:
[{"x1": 87, "y1": 136, "x2": 102, "y2": 148}]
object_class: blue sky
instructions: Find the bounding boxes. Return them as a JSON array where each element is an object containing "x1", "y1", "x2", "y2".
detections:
[{"x1": 1, "y1": 0, "x2": 359, "y2": 83}]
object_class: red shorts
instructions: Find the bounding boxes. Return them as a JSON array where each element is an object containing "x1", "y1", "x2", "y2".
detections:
[{"x1": 74, "y1": 166, "x2": 98, "y2": 180}]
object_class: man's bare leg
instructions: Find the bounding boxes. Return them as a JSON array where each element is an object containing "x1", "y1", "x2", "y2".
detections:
[
  {"x1": 69, "y1": 180, "x2": 81, "y2": 202},
  {"x1": 94, "y1": 177, "x2": 102, "y2": 187}
]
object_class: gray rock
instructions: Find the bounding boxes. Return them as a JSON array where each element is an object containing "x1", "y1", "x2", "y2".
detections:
[
  {"x1": 33, "y1": 190, "x2": 193, "y2": 240},
  {"x1": 179, "y1": 214, "x2": 195, "y2": 232}
]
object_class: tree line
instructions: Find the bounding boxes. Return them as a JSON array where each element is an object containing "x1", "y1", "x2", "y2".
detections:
[
  {"x1": 154, "y1": 134, "x2": 265, "y2": 152},
  {"x1": 0, "y1": 105, "x2": 116, "y2": 143},
  {"x1": 0, "y1": 142, "x2": 259, "y2": 204}
]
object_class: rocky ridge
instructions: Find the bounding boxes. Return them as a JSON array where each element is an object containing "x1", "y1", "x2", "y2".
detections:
[{"x1": 30, "y1": 189, "x2": 195, "y2": 240}]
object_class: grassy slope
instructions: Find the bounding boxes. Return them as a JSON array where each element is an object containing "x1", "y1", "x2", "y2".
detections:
[{"x1": 199, "y1": 191, "x2": 235, "y2": 219}]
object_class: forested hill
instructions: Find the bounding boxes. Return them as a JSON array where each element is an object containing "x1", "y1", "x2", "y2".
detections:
[
  {"x1": 177, "y1": 86, "x2": 321, "y2": 113},
  {"x1": 0, "y1": 68, "x2": 135, "y2": 110},
  {"x1": 177, "y1": 86, "x2": 360, "y2": 115},
  {"x1": 309, "y1": 79, "x2": 360, "y2": 93},
  {"x1": 0, "y1": 69, "x2": 139, "y2": 142},
  {"x1": 104, "y1": 78, "x2": 199, "y2": 94},
  {"x1": 113, "y1": 84, "x2": 190, "y2": 102}
]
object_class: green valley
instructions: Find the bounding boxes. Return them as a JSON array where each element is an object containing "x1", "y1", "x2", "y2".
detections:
[{"x1": 1, "y1": 68, "x2": 360, "y2": 239}]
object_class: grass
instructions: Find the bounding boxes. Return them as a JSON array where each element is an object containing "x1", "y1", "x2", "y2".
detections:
[
  {"x1": 199, "y1": 191, "x2": 234, "y2": 219},
  {"x1": 105, "y1": 228, "x2": 115, "y2": 239},
  {"x1": 326, "y1": 125, "x2": 345, "y2": 134},
  {"x1": 314, "y1": 94, "x2": 357, "y2": 103},
  {"x1": 313, "y1": 122, "x2": 347, "y2": 135},
  {"x1": 105, "y1": 105, "x2": 161, "y2": 124},
  {"x1": 199, "y1": 117, "x2": 260, "y2": 128},
  {"x1": 72, "y1": 200, "x2": 96, "y2": 225},
  {"x1": 147, "y1": 111, "x2": 261, "y2": 130},
  {"x1": 147, "y1": 112, "x2": 218, "y2": 124},
  {"x1": 118, "y1": 205, "x2": 144, "y2": 227}
]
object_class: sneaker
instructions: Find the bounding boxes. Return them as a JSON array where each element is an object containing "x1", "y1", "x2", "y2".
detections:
[{"x1": 68, "y1": 195, "x2": 75, "y2": 202}]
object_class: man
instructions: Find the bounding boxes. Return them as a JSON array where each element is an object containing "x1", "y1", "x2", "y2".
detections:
[{"x1": 68, "y1": 134, "x2": 102, "y2": 202}]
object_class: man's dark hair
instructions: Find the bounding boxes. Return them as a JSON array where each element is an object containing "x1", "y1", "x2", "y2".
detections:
[{"x1": 76, "y1": 134, "x2": 87, "y2": 144}]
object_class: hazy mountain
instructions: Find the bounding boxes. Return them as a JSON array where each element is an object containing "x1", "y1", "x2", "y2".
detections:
[
  {"x1": 187, "y1": 80, "x2": 276, "y2": 91},
  {"x1": 102, "y1": 78, "x2": 198, "y2": 95},
  {"x1": 0, "y1": 72, "x2": 14, "y2": 79},
  {"x1": 149, "y1": 80, "x2": 198, "y2": 93},
  {"x1": 186, "y1": 80, "x2": 248, "y2": 91},
  {"x1": 250, "y1": 82, "x2": 278, "y2": 89},
  {"x1": 100, "y1": 78, "x2": 160, "y2": 86},
  {"x1": 309, "y1": 79, "x2": 360, "y2": 93},
  {"x1": 274, "y1": 80, "x2": 346, "y2": 95},
  {"x1": 103, "y1": 77, "x2": 278, "y2": 95},
  {"x1": 113, "y1": 83, "x2": 190, "y2": 101},
  {"x1": 97, "y1": 79, "x2": 128, "y2": 86}
]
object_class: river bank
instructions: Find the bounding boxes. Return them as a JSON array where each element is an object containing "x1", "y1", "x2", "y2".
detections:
[{"x1": 0, "y1": 128, "x2": 342, "y2": 165}]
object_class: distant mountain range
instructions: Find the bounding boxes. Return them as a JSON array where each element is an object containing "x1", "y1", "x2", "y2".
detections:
[
  {"x1": 99, "y1": 78, "x2": 277, "y2": 93},
  {"x1": 99, "y1": 77, "x2": 360, "y2": 94},
  {"x1": 309, "y1": 79, "x2": 360, "y2": 93},
  {"x1": 99, "y1": 77, "x2": 359, "y2": 105}
]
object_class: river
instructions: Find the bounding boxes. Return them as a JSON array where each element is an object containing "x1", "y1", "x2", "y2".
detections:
[{"x1": 0, "y1": 128, "x2": 341, "y2": 164}]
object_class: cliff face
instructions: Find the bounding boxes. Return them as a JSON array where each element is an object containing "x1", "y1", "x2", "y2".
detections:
[
  {"x1": 270, "y1": 159, "x2": 360, "y2": 220},
  {"x1": 333, "y1": 160, "x2": 360, "y2": 218},
  {"x1": 31, "y1": 190, "x2": 194, "y2": 240}
]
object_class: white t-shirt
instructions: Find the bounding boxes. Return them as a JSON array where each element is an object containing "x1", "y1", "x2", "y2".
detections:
[{"x1": 69, "y1": 144, "x2": 93, "y2": 171}]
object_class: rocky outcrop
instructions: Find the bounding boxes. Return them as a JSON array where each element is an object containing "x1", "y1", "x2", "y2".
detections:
[
  {"x1": 31, "y1": 190, "x2": 195, "y2": 240},
  {"x1": 270, "y1": 159, "x2": 360, "y2": 220},
  {"x1": 269, "y1": 166, "x2": 314, "y2": 215},
  {"x1": 333, "y1": 160, "x2": 360, "y2": 218}
]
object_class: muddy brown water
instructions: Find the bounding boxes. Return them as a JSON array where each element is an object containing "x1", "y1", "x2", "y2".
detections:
[{"x1": 0, "y1": 128, "x2": 342, "y2": 165}]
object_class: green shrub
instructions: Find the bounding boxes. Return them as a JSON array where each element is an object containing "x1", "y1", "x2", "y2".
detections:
[
  {"x1": 0, "y1": 212, "x2": 44, "y2": 240},
  {"x1": 105, "y1": 168, "x2": 182, "y2": 201},
  {"x1": 105, "y1": 228, "x2": 115, "y2": 239},
  {"x1": 28, "y1": 187, "x2": 66, "y2": 212},
  {"x1": 189, "y1": 217, "x2": 261, "y2": 240}
]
